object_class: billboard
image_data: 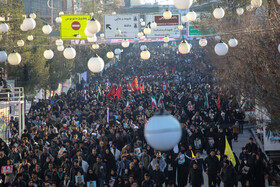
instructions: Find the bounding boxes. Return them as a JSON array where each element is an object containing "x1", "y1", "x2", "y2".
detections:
[
  {"x1": 145, "y1": 14, "x2": 181, "y2": 38},
  {"x1": 60, "y1": 15, "x2": 91, "y2": 40}
]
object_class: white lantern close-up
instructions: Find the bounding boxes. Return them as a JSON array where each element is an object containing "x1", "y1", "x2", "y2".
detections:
[
  {"x1": 178, "y1": 40, "x2": 190, "y2": 54},
  {"x1": 114, "y1": 28, "x2": 121, "y2": 36},
  {"x1": 22, "y1": 16, "x2": 36, "y2": 30},
  {"x1": 277, "y1": 44, "x2": 280, "y2": 53},
  {"x1": 29, "y1": 13, "x2": 36, "y2": 19},
  {"x1": 144, "y1": 27, "x2": 151, "y2": 35},
  {"x1": 199, "y1": 39, "x2": 207, "y2": 47},
  {"x1": 87, "y1": 18, "x2": 101, "y2": 34},
  {"x1": 85, "y1": 27, "x2": 95, "y2": 37},
  {"x1": 42, "y1": 25, "x2": 52, "y2": 35},
  {"x1": 173, "y1": 0, "x2": 193, "y2": 10},
  {"x1": 63, "y1": 47, "x2": 76, "y2": 59},
  {"x1": 236, "y1": 8, "x2": 244, "y2": 15},
  {"x1": 43, "y1": 50, "x2": 54, "y2": 60},
  {"x1": 0, "y1": 23, "x2": 9, "y2": 33},
  {"x1": 55, "y1": 17, "x2": 62, "y2": 23},
  {"x1": 87, "y1": 34, "x2": 97, "y2": 43},
  {"x1": 17, "y1": 40, "x2": 25, "y2": 47},
  {"x1": 140, "y1": 49, "x2": 150, "y2": 60},
  {"x1": 186, "y1": 11, "x2": 197, "y2": 21},
  {"x1": 163, "y1": 36, "x2": 169, "y2": 43},
  {"x1": 56, "y1": 39, "x2": 63, "y2": 46},
  {"x1": 141, "y1": 21, "x2": 146, "y2": 26},
  {"x1": 57, "y1": 45, "x2": 64, "y2": 51},
  {"x1": 107, "y1": 51, "x2": 114, "y2": 59},
  {"x1": 88, "y1": 55, "x2": 104, "y2": 73},
  {"x1": 20, "y1": 24, "x2": 28, "y2": 31},
  {"x1": 181, "y1": 15, "x2": 188, "y2": 23},
  {"x1": 228, "y1": 38, "x2": 238, "y2": 47},
  {"x1": 163, "y1": 9, "x2": 172, "y2": 20},
  {"x1": 150, "y1": 21, "x2": 157, "y2": 29},
  {"x1": 138, "y1": 32, "x2": 144, "y2": 38},
  {"x1": 0, "y1": 50, "x2": 7, "y2": 63},
  {"x1": 8, "y1": 51, "x2": 21, "y2": 65},
  {"x1": 213, "y1": 7, "x2": 225, "y2": 19},
  {"x1": 140, "y1": 45, "x2": 147, "y2": 51},
  {"x1": 92, "y1": 43, "x2": 100, "y2": 49},
  {"x1": 178, "y1": 24, "x2": 184, "y2": 30},
  {"x1": 145, "y1": 111, "x2": 182, "y2": 151},
  {"x1": 27, "y1": 35, "x2": 34, "y2": 41},
  {"x1": 114, "y1": 48, "x2": 121, "y2": 55},
  {"x1": 122, "y1": 39, "x2": 130, "y2": 48},
  {"x1": 59, "y1": 11, "x2": 64, "y2": 16},
  {"x1": 215, "y1": 42, "x2": 229, "y2": 56},
  {"x1": 251, "y1": 0, "x2": 262, "y2": 8}
]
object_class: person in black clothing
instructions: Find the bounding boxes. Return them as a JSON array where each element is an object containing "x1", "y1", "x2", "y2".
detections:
[
  {"x1": 220, "y1": 160, "x2": 237, "y2": 187},
  {"x1": 141, "y1": 173, "x2": 155, "y2": 187},
  {"x1": 150, "y1": 163, "x2": 165, "y2": 187},
  {"x1": 189, "y1": 162, "x2": 203, "y2": 187},
  {"x1": 205, "y1": 150, "x2": 219, "y2": 187},
  {"x1": 245, "y1": 138, "x2": 258, "y2": 155}
]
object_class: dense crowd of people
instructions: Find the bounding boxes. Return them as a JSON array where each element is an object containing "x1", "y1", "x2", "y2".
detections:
[{"x1": 1, "y1": 43, "x2": 279, "y2": 187}]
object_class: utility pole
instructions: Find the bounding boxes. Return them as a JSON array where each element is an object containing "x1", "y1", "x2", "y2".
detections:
[{"x1": 51, "y1": 0, "x2": 54, "y2": 25}]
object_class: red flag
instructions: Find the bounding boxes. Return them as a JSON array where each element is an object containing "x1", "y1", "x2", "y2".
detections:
[
  {"x1": 217, "y1": 92, "x2": 221, "y2": 109},
  {"x1": 164, "y1": 70, "x2": 168, "y2": 76},
  {"x1": 115, "y1": 87, "x2": 123, "y2": 98},
  {"x1": 106, "y1": 86, "x2": 117, "y2": 99},
  {"x1": 144, "y1": 115, "x2": 147, "y2": 126},
  {"x1": 128, "y1": 83, "x2": 133, "y2": 91},
  {"x1": 172, "y1": 67, "x2": 176, "y2": 74},
  {"x1": 138, "y1": 83, "x2": 144, "y2": 93},
  {"x1": 131, "y1": 77, "x2": 138, "y2": 91}
]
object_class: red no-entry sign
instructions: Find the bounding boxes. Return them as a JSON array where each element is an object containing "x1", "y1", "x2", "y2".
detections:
[{"x1": 71, "y1": 21, "x2": 81, "y2": 30}]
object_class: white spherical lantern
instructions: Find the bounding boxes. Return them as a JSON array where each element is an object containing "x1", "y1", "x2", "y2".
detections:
[
  {"x1": 121, "y1": 39, "x2": 130, "y2": 48},
  {"x1": 174, "y1": 0, "x2": 193, "y2": 10},
  {"x1": 150, "y1": 21, "x2": 157, "y2": 29},
  {"x1": 55, "y1": 17, "x2": 62, "y2": 23},
  {"x1": 246, "y1": 5, "x2": 254, "y2": 11},
  {"x1": 114, "y1": 48, "x2": 121, "y2": 55},
  {"x1": 199, "y1": 38, "x2": 207, "y2": 47},
  {"x1": 140, "y1": 18, "x2": 144, "y2": 22},
  {"x1": 228, "y1": 38, "x2": 238, "y2": 47},
  {"x1": 43, "y1": 49, "x2": 54, "y2": 60},
  {"x1": 90, "y1": 12, "x2": 94, "y2": 17},
  {"x1": 163, "y1": 36, "x2": 169, "y2": 43},
  {"x1": 144, "y1": 27, "x2": 151, "y2": 35},
  {"x1": 236, "y1": 8, "x2": 244, "y2": 15},
  {"x1": 215, "y1": 41, "x2": 229, "y2": 56},
  {"x1": 140, "y1": 49, "x2": 150, "y2": 60},
  {"x1": 20, "y1": 24, "x2": 28, "y2": 32},
  {"x1": 88, "y1": 55, "x2": 104, "y2": 73},
  {"x1": 59, "y1": 11, "x2": 64, "y2": 16},
  {"x1": 178, "y1": 24, "x2": 184, "y2": 30},
  {"x1": 42, "y1": 25, "x2": 52, "y2": 35},
  {"x1": 145, "y1": 111, "x2": 182, "y2": 151},
  {"x1": 100, "y1": 33, "x2": 105, "y2": 38},
  {"x1": 63, "y1": 47, "x2": 76, "y2": 59},
  {"x1": 215, "y1": 35, "x2": 221, "y2": 41},
  {"x1": 87, "y1": 34, "x2": 97, "y2": 42},
  {"x1": 141, "y1": 21, "x2": 146, "y2": 26},
  {"x1": 187, "y1": 11, "x2": 197, "y2": 21},
  {"x1": 112, "y1": 12, "x2": 116, "y2": 15},
  {"x1": 92, "y1": 43, "x2": 99, "y2": 49},
  {"x1": 114, "y1": 28, "x2": 121, "y2": 36},
  {"x1": 27, "y1": 35, "x2": 34, "y2": 41},
  {"x1": 163, "y1": 9, "x2": 172, "y2": 20},
  {"x1": 106, "y1": 51, "x2": 114, "y2": 59},
  {"x1": 56, "y1": 39, "x2": 63, "y2": 46},
  {"x1": 213, "y1": 7, "x2": 225, "y2": 19},
  {"x1": 17, "y1": 40, "x2": 25, "y2": 47},
  {"x1": 138, "y1": 32, "x2": 144, "y2": 38},
  {"x1": 251, "y1": 0, "x2": 262, "y2": 8},
  {"x1": 57, "y1": 45, "x2": 64, "y2": 51},
  {"x1": 0, "y1": 50, "x2": 7, "y2": 63},
  {"x1": 84, "y1": 28, "x2": 95, "y2": 37},
  {"x1": 29, "y1": 13, "x2": 36, "y2": 19},
  {"x1": 178, "y1": 40, "x2": 190, "y2": 54},
  {"x1": 0, "y1": 23, "x2": 9, "y2": 33},
  {"x1": 23, "y1": 16, "x2": 36, "y2": 30},
  {"x1": 8, "y1": 51, "x2": 21, "y2": 65},
  {"x1": 181, "y1": 15, "x2": 188, "y2": 23},
  {"x1": 97, "y1": 10, "x2": 102, "y2": 14},
  {"x1": 140, "y1": 45, "x2": 147, "y2": 51},
  {"x1": 87, "y1": 18, "x2": 101, "y2": 34}
]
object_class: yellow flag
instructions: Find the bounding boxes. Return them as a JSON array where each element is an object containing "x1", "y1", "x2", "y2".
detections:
[
  {"x1": 191, "y1": 150, "x2": 195, "y2": 158},
  {"x1": 224, "y1": 136, "x2": 236, "y2": 167}
]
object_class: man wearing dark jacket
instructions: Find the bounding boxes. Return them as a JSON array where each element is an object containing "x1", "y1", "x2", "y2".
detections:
[
  {"x1": 150, "y1": 163, "x2": 165, "y2": 187},
  {"x1": 141, "y1": 173, "x2": 155, "y2": 187},
  {"x1": 205, "y1": 150, "x2": 219, "y2": 187},
  {"x1": 220, "y1": 160, "x2": 237, "y2": 187},
  {"x1": 245, "y1": 138, "x2": 258, "y2": 155},
  {"x1": 189, "y1": 162, "x2": 203, "y2": 187}
]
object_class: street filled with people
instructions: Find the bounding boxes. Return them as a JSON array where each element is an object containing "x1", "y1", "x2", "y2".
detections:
[{"x1": 2, "y1": 44, "x2": 279, "y2": 187}]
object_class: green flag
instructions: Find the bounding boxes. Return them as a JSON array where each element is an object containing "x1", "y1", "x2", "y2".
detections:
[
  {"x1": 205, "y1": 93, "x2": 209, "y2": 109},
  {"x1": 96, "y1": 92, "x2": 100, "y2": 101}
]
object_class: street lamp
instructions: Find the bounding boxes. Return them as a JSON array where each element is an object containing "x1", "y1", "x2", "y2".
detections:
[
  {"x1": 43, "y1": 49, "x2": 54, "y2": 59},
  {"x1": 88, "y1": 54, "x2": 104, "y2": 73},
  {"x1": 63, "y1": 47, "x2": 76, "y2": 59},
  {"x1": 228, "y1": 38, "x2": 238, "y2": 47},
  {"x1": 174, "y1": 0, "x2": 193, "y2": 10},
  {"x1": 163, "y1": 9, "x2": 172, "y2": 20},
  {"x1": 42, "y1": 24, "x2": 52, "y2": 35},
  {"x1": 140, "y1": 49, "x2": 150, "y2": 60},
  {"x1": 199, "y1": 39, "x2": 207, "y2": 47},
  {"x1": 87, "y1": 17, "x2": 101, "y2": 34},
  {"x1": 17, "y1": 40, "x2": 25, "y2": 47},
  {"x1": 186, "y1": 11, "x2": 197, "y2": 21},
  {"x1": 213, "y1": 7, "x2": 225, "y2": 19},
  {"x1": 8, "y1": 51, "x2": 21, "y2": 65},
  {"x1": 178, "y1": 40, "x2": 190, "y2": 54},
  {"x1": 122, "y1": 39, "x2": 130, "y2": 48},
  {"x1": 106, "y1": 51, "x2": 114, "y2": 59},
  {"x1": 215, "y1": 41, "x2": 229, "y2": 56}
]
